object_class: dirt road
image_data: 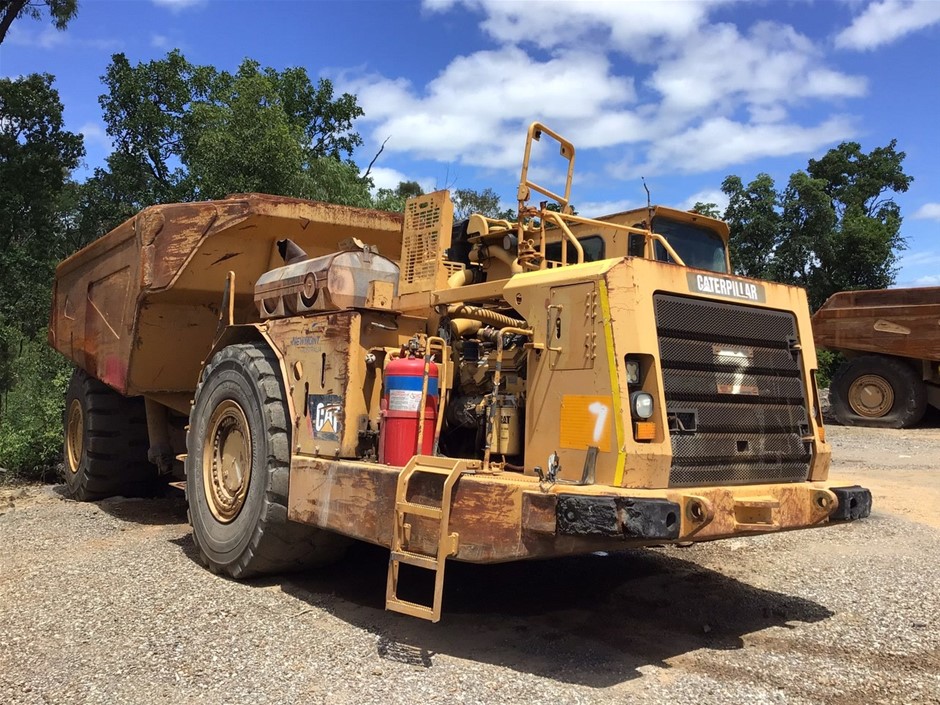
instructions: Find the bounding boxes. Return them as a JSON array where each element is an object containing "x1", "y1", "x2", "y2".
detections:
[{"x1": 1, "y1": 424, "x2": 938, "y2": 705}]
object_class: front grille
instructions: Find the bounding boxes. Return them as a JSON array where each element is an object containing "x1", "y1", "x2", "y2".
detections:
[{"x1": 653, "y1": 294, "x2": 811, "y2": 487}]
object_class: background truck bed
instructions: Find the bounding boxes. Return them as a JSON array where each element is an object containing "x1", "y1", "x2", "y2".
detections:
[{"x1": 811, "y1": 287, "x2": 940, "y2": 362}]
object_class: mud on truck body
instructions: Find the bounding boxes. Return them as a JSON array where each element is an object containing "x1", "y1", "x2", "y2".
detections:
[{"x1": 50, "y1": 123, "x2": 871, "y2": 621}]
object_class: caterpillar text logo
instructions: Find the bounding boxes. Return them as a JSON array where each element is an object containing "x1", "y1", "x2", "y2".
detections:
[{"x1": 688, "y1": 273, "x2": 766, "y2": 303}]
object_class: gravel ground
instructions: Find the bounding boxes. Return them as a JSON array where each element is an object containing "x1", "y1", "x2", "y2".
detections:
[{"x1": 1, "y1": 423, "x2": 939, "y2": 705}]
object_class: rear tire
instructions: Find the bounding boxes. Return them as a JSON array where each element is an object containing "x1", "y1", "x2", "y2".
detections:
[
  {"x1": 62, "y1": 368, "x2": 156, "y2": 501},
  {"x1": 830, "y1": 355, "x2": 927, "y2": 429},
  {"x1": 185, "y1": 343, "x2": 347, "y2": 578}
]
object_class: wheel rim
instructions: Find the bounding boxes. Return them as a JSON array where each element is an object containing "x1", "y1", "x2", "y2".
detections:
[
  {"x1": 848, "y1": 374, "x2": 894, "y2": 418},
  {"x1": 66, "y1": 399, "x2": 84, "y2": 474},
  {"x1": 203, "y1": 399, "x2": 252, "y2": 523}
]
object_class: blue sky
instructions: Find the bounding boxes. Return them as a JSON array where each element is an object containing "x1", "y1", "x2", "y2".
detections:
[{"x1": 1, "y1": 0, "x2": 938, "y2": 287}]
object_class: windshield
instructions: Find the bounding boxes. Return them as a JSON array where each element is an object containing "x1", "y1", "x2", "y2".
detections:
[{"x1": 651, "y1": 217, "x2": 728, "y2": 273}]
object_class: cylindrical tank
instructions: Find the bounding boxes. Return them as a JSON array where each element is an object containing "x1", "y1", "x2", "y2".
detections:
[{"x1": 381, "y1": 356, "x2": 439, "y2": 466}]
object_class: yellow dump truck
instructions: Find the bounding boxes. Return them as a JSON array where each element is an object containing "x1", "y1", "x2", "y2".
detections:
[{"x1": 50, "y1": 123, "x2": 870, "y2": 621}]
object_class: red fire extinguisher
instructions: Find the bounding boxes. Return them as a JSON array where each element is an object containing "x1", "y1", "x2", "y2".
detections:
[{"x1": 379, "y1": 355, "x2": 439, "y2": 466}]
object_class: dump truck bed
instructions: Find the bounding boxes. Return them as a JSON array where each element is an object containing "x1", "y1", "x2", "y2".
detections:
[
  {"x1": 811, "y1": 287, "x2": 940, "y2": 361},
  {"x1": 49, "y1": 194, "x2": 403, "y2": 411}
]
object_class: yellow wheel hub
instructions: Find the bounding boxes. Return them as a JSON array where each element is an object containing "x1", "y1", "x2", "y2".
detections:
[
  {"x1": 66, "y1": 399, "x2": 84, "y2": 474},
  {"x1": 848, "y1": 374, "x2": 894, "y2": 418},
  {"x1": 203, "y1": 399, "x2": 252, "y2": 523}
]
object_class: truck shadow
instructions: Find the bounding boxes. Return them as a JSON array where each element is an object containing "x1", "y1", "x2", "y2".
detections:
[
  {"x1": 55, "y1": 484, "x2": 191, "y2": 525},
  {"x1": 90, "y1": 490, "x2": 832, "y2": 687},
  {"x1": 277, "y1": 540, "x2": 832, "y2": 687}
]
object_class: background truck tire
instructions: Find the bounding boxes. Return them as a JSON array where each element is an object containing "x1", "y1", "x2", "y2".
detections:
[
  {"x1": 185, "y1": 342, "x2": 348, "y2": 578},
  {"x1": 829, "y1": 355, "x2": 927, "y2": 429},
  {"x1": 62, "y1": 368, "x2": 157, "y2": 501}
]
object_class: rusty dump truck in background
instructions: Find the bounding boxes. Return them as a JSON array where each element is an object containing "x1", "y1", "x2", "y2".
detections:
[
  {"x1": 813, "y1": 287, "x2": 940, "y2": 428},
  {"x1": 49, "y1": 123, "x2": 871, "y2": 622}
]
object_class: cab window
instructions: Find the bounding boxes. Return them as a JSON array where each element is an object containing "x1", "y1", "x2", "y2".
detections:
[{"x1": 545, "y1": 235, "x2": 605, "y2": 264}]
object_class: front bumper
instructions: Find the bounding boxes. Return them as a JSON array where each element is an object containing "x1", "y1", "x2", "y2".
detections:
[{"x1": 288, "y1": 457, "x2": 872, "y2": 564}]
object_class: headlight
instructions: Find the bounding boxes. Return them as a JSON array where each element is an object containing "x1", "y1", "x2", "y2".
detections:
[
  {"x1": 625, "y1": 358, "x2": 641, "y2": 385},
  {"x1": 631, "y1": 391, "x2": 654, "y2": 419}
]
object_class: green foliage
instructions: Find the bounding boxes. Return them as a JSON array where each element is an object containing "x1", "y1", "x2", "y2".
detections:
[
  {"x1": 452, "y1": 187, "x2": 514, "y2": 220},
  {"x1": 721, "y1": 173, "x2": 780, "y2": 281},
  {"x1": 815, "y1": 348, "x2": 844, "y2": 389},
  {"x1": 691, "y1": 202, "x2": 721, "y2": 219},
  {"x1": 0, "y1": 73, "x2": 81, "y2": 481},
  {"x1": 0, "y1": 73, "x2": 83, "y2": 337},
  {"x1": 79, "y1": 50, "x2": 370, "y2": 238},
  {"x1": 372, "y1": 180, "x2": 424, "y2": 213},
  {"x1": 0, "y1": 328, "x2": 71, "y2": 482},
  {"x1": 720, "y1": 140, "x2": 911, "y2": 310},
  {"x1": 0, "y1": 0, "x2": 78, "y2": 45}
]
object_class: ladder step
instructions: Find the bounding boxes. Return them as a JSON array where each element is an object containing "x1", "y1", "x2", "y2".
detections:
[
  {"x1": 386, "y1": 596, "x2": 437, "y2": 621},
  {"x1": 398, "y1": 501, "x2": 443, "y2": 519},
  {"x1": 391, "y1": 550, "x2": 439, "y2": 571},
  {"x1": 408, "y1": 466, "x2": 459, "y2": 475}
]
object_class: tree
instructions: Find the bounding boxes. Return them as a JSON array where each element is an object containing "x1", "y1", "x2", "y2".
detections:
[
  {"x1": 691, "y1": 202, "x2": 721, "y2": 219},
  {"x1": 452, "y1": 187, "x2": 514, "y2": 220},
  {"x1": 372, "y1": 180, "x2": 423, "y2": 212},
  {"x1": 719, "y1": 140, "x2": 911, "y2": 310},
  {"x1": 721, "y1": 173, "x2": 780, "y2": 281},
  {"x1": 81, "y1": 50, "x2": 371, "y2": 238},
  {"x1": 0, "y1": 73, "x2": 82, "y2": 478},
  {"x1": 0, "y1": 73, "x2": 84, "y2": 336},
  {"x1": 0, "y1": 0, "x2": 77, "y2": 45}
]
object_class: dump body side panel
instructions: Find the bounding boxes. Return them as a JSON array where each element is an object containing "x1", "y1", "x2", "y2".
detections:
[
  {"x1": 812, "y1": 287, "x2": 940, "y2": 362},
  {"x1": 49, "y1": 219, "x2": 140, "y2": 394},
  {"x1": 49, "y1": 195, "x2": 404, "y2": 397}
]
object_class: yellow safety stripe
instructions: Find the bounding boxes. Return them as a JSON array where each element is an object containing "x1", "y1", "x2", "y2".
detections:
[{"x1": 598, "y1": 281, "x2": 627, "y2": 486}]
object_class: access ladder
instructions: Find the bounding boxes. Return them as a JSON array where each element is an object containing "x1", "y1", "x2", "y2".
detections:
[{"x1": 385, "y1": 455, "x2": 467, "y2": 622}]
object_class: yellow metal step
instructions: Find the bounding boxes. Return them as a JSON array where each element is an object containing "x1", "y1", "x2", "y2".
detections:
[
  {"x1": 398, "y1": 501, "x2": 443, "y2": 519},
  {"x1": 386, "y1": 596, "x2": 436, "y2": 620},
  {"x1": 390, "y1": 549, "x2": 439, "y2": 571}
]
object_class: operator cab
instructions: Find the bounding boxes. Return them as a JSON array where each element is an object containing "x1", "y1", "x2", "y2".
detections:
[{"x1": 550, "y1": 205, "x2": 731, "y2": 273}]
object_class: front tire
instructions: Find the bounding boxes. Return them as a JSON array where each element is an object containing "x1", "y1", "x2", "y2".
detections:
[
  {"x1": 62, "y1": 368, "x2": 155, "y2": 500},
  {"x1": 186, "y1": 343, "x2": 347, "y2": 578},
  {"x1": 830, "y1": 355, "x2": 927, "y2": 428}
]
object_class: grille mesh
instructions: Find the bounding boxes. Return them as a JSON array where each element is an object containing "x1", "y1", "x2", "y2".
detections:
[{"x1": 654, "y1": 294, "x2": 811, "y2": 487}]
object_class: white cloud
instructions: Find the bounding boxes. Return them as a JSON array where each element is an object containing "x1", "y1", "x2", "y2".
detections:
[
  {"x1": 425, "y1": 0, "x2": 727, "y2": 56},
  {"x1": 349, "y1": 47, "x2": 636, "y2": 169},
  {"x1": 367, "y1": 166, "x2": 436, "y2": 194},
  {"x1": 151, "y1": 34, "x2": 170, "y2": 49},
  {"x1": 6, "y1": 25, "x2": 121, "y2": 50},
  {"x1": 682, "y1": 189, "x2": 730, "y2": 214},
  {"x1": 835, "y1": 0, "x2": 940, "y2": 50},
  {"x1": 912, "y1": 203, "x2": 940, "y2": 221},
  {"x1": 78, "y1": 122, "x2": 112, "y2": 149},
  {"x1": 913, "y1": 274, "x2": 940, "y2": 286},
  {"x1": 649, "y1": 22, "x2": 866, "y2": 118},
  {"x1": 368, "y1": 166, "x2": 410, "y2": 191},
  {"x1": 575, "y1": 199, "x2": 642, "y2": 217},
  {"x1": 900, "y1": 250, "x2": 940, "y2": 267},
  {"x1": 152, "y1": 0, "x2": 206, "y2": 11},
  {"x1": 642, "y1": 116, "x2": 856, "y2": 174},
  {"x1": 348, "y1": 1, "x2": 864, "y2": 185}
]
